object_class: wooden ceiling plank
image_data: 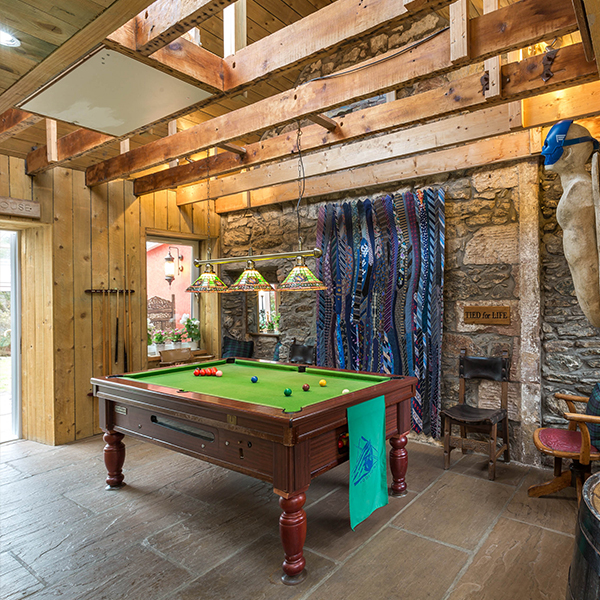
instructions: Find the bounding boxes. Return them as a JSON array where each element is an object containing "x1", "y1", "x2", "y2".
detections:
[
  {"x1": 0, "y1": 0, "x2": 157, "y2": 114},
  {"x1": 26, "y1": 129, "x2": 115, "y2": 175},
  {"x1": 581, "y1": 0, "x2": 600, "y2": 64},
  {"x1": 135, "y1": 42, "x2": 596, "y2": 196},
  {"x1": 223, "y1": 0, "x2": 455, "y2": 90},
  {"x1": 87, "y1": 0, "x2": 580, "y2": 186},
  {"x1": 133, "y1": 0, "x2": 237, "y2": 56},
  {"x1": 0, "y1": 109, "x2": 43, "y2": 143}
]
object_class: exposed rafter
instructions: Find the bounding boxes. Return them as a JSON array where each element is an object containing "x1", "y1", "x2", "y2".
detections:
[
  {"x1": 581, "y1": 0, "x2": 600, "y2": 64},
  {"x1": 134, "y1": 43, "x2": 597, "y2": 196},
  {"x1": 0, "y1": 109, "x2": 42, "y2": 144},
  {"x1": 86, "y1": 0, "x2": 580, "y2": 187}
]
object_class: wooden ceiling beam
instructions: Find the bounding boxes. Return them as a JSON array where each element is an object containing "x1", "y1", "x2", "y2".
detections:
[
  {"x1": 87, "y1": 0, "x2": 579, "y2": 187},
  {"x1": 136, "y1": 43, "x2": 597, "y2": 196},
  {"x1": 308, "y1": 114, "x2": 338, "y2": 131},
  {"x1": 26, "y1": 129, "x2": 115, "y2": 175},
  {"x1": 133, "y1": 0, "x2": 236, "y2": 56},
  {"x1": 217, "y1": 142, "x2": 246, "y2": 155},
  {"x1": 104, "y1": 26, "x2": 224, "y2": 94},
  {"x1": 0, "y1": 0, "x2": 155, "y2": 114},
  {"x1": 0, "y1": 109, "x2": 42, "y2": 143},
  {"x1": 581, "y1": 0, "x2": 600, "y2": 64},
  {"x1": 222, "y1": 0, "x2": 455, "y2": 90},
  {"x1": 572, "y1": 0, "x2": 596, "y2": 62}
]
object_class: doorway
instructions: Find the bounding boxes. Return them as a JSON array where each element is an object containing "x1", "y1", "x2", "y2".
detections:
[{"x1": 0, "y1": 230, "x2": 19, "y2": 442}]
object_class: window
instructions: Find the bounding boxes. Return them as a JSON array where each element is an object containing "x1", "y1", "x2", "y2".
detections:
[
  {"x1": 257, "y1": 289, "x2": 280, "y2": 333},
  {"x1": 146, "y1": 238, "x2": 199, "y2": 335}
]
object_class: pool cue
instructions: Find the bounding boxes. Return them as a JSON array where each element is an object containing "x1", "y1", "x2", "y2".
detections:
[
  {"x1": 115, "y1": 285, "x2": 120, "y2": 364},
  {"x1": 103, "y1": 286, "x2": 109, "y2": 376},
  {"x1": 101, "y1": 287, "x2": 107, "y2": 376},
  {"x1": 126, "y1": 255, "x2": 133, "y2": 372},
  {"x1": 123, "y1": 272, "x2": 128, "y2": 373},
  {"x1": 107, "y1": 284, "x2": 112, "y2": 375}
]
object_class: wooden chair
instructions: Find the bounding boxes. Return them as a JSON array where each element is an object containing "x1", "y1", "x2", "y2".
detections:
[
  {"x1": 442, "y1": 349, "x2": 510, "y2": 480},
  {"x1": 288, "y1": 338, "x2": 316, "y2": 365},
  {"x1": 528, "y1": 393, "x2": 600, "y2": 503},
  {"x1": 159, "y1": 348, "x2": 194, "y2": 366}
]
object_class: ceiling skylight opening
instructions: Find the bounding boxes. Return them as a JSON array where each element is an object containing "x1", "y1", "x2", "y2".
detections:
[{"x1": 0, "y1": 31, "x2": 21, "y2": 47}]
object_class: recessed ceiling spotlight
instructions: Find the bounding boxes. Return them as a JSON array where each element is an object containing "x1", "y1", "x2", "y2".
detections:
[{"x1": 0, "y1": 31, "x2": 21, "y2": 47}]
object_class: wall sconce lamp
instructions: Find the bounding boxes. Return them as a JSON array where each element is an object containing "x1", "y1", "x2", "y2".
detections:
[{"x1": 164, "y1": 246, "x2": 184, "y2": 286}]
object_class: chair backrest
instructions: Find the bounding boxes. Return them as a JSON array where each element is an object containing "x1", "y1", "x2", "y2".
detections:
[
  {"x1": 159, "y1": 348, "x2": 193, "y2": 366},
  {"x1": 289, "y1": 338, "x2": 316, "y2": 365},
  {"x1": 459, "y1": 349, "x2": 510, "y2": 408},
  {"x1": 222, "y1": 336, "x2": 254, "y2": 359}
]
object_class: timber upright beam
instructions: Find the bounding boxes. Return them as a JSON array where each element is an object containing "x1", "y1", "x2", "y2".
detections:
[
  {"x1": 450, "y1": 0, "x2": 470, "y2": 63},
  {"x1": 483, "y1": 0, "x2": 501, "y2": 99}
]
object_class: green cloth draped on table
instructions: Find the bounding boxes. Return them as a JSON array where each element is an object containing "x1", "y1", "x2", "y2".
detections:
[{"x1": 348, "y1": 396, "x2": 388, "y2": 529}]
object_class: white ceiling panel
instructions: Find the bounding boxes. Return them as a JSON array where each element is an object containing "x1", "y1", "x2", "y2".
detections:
[{"x1": 21, "y1": 49, "x2": 212, "y2": 136}]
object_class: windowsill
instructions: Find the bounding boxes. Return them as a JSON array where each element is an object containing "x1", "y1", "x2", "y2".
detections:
[{"x1": 147, "y1": 349, "x2": 214, "y2": 362}]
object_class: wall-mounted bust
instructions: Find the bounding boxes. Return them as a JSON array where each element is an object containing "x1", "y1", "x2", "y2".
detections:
[{"x1": 542, "y1": 120, "x2": 600, "y2": 327}]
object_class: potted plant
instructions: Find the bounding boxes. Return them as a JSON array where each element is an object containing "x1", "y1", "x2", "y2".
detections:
[
  {"x1": 169, "y1": 329, "x2": 184, "y2": 349},
  {"x1": 272, "y1": 313, "x2": 281, "y2": 333},
  {"x1": 180, "y1": 314, "x2": 200, "y2": 350},
  {"x1": 152, "y1": 329, "x2": 167, "y2": 353},
  {"x1": 147, "y1": 319, "x2": 157, "y2": 355}
]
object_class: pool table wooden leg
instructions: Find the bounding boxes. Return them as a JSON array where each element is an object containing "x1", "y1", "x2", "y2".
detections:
[
  {"x1": 103, "y1": 430, "x2": 126, "y2": 489},
  {"x1": 390, "y1": 434, "x2": 408, "y2": 497},
  {"x1": 278, "y1": 492, "x2": 307, "y2": 585}
]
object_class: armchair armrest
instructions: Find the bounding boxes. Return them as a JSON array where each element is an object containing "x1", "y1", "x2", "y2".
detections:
[{"x1": 564, "y1": 412, "x2": 600, "y2": 424}]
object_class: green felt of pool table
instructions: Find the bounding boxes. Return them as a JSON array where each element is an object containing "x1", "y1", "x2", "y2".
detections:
[{"x1": 124, "y1": 360, "x2": 391, "y2": 412}]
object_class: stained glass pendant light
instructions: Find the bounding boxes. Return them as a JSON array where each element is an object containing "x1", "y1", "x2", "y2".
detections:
[
  {"x1": 227, "y1": 259, "x2": 275, "y2": 292},
  {"x1": 279, "y1": 240, "x2": 326, "y2": 292},
  {"x1": 186, "y1": 262, "x2": 229, "y2": 293}
]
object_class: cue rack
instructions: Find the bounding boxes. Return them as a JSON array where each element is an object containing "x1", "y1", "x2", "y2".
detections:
[{"x1": 85, "y1": 256, "x2": 135, "y2": 376}]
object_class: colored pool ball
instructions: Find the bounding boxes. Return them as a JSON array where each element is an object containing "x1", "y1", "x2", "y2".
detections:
[
  {"x1": 319, "y1": 379, "x2": 327, "y2": 387},
  {"x1": 251, "y1": 376, "x2": 258, "y2": 383},
  {"x1": 302, "y1": 384, "x2": 310, "y2": 392},
  {"x1": 215, "y1": 370, "x2": 223, "y2": 377},
  {"x1": 199, "y1": 368, "x2": 206, "y2": 376},
  {"x1": 284, "y1": 388, "x2": 292, "y2": 396},
  {"x1": 342, "y1": 389, "x2": 350, "y2": 394},
  {"x1": 194, "y1": 368, "x2": 201, "y2": 377},
  {"x1": 210, "y1": 367, "x2": 217, "y2": 376}
]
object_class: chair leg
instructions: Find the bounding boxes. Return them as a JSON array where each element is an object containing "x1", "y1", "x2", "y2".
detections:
[
  {"x1": 527, "y1": 470, "x2": 572, "y2": 498},
  {"x1": 502, "y1": 416, "x2": 510, "y2": 463},
  {"x1": 488, "y1": 423, "x2": 497, "y2": 481},
  {"x1": 460, "y1": 425, "x2": 467, "y2": 454},
  {"x1": 443, "y1": 417, "x2": 451, "y2": 470},
  {"x1": 554, "y1": 457, "x2": 562, "y2": 478}
]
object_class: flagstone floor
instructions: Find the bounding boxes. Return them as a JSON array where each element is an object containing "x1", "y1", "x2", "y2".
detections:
[{"x1": 0, "y1": 436, "x2": 579, "y2": 600}]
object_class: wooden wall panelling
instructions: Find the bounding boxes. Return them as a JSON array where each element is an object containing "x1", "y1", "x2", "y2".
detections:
[
  {"x1": 0, "y1": 156, "x2": 8, "y2": 197},
  {"x1": 90, "y1": 183, "x2": 109, "y2": 432},
  {"x1": 72, "y1": 171, "x2": 94, "y2": 439},
  {"x1": 33, "y1": 169, "x2": 54, "y2": 224},
  {"x1": 167, "y1": 189, "x2": 181, "y2": 231},
  {"x1": 52, "y1": 168, "x2": 75, "y2": 444},
  {"x1": 21, "y1": 225, "x2": 55, "y2": 443},
  {"x1": 8, "y1": 156, "x2": 32, "y2": 201},
  {"x1": 154, "y1": 190, "x2": 169, "y2": 230},
  {"x1": 124, "y1": 181, "x2": 142, "y2": 373},
  {"x1": 108, "y1": 180, "x2": 126, "y2": 377},
  {"x1": 180, "y1": 203, "x2": 193, "y2": 234}
]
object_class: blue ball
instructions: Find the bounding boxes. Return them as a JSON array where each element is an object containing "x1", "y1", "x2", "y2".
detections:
[{"x1": 251, "y1": 376, "x2": 258, "y2": 383}]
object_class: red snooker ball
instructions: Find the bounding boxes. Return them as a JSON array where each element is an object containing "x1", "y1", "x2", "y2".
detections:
[
  {"x1": 194, "y1": 369, "x2": 201, "y2": 377},
  {"x1": 199, "y1": 369, "x2": 206, "y2": 376}
]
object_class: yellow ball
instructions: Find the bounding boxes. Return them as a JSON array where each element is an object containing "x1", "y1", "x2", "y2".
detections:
[{"x1": 319, "y1": 379, "x2": 327, "y2": 387}]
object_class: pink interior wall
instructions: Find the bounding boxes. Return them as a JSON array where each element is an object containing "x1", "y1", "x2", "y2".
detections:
[{"x1": 147, "y1": 244, "x2": 196, "y2": 330}]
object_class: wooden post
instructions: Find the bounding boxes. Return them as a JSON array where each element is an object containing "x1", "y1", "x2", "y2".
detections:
[
  {"x1": 168, "y1": 120, "x2": 179, "y2": 168},
  {"x1": 46, "y1": 119, "x2": 58, "y2": 163},
  {"x1": 223, "y1": 0, "x2": 247, "y2": 57},
  {"x1": 483, "y1": 0, "x2": 501, "y2": 99},
  {"x1": 450, "y1": 0, "x2": 469, "y2": 63}
]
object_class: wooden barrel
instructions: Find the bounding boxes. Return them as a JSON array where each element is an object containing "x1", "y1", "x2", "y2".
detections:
[{"x1": 567, "y1": 472, "x2": 600, "y2": 600}]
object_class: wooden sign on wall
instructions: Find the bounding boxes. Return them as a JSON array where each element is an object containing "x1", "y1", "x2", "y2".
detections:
[
  {"x1": 464, "y1": 306, "x2": 511, "y2": 325},
  {"x1": 0, "y1": 197, "x2": 40, "y2": 219}
]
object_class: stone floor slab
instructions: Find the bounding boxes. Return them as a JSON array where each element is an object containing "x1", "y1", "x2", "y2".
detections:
[
  {"x1": 0, "y1": 552, "x2": 45, "y2": 600},
  {"x1": 504, "y1": 468, "x2": 578, "y2": 535},
  {"x1": 392, "y1": 471, "x2": 513, "y2": 550},
  {"x1": 448, "y1": 452, "x2": 529, "y2": 487},
  {"x1": 305, "y1": 527, "x2": 468, "y2": 600},
  {"x1": 446, "y1": 517, "x2": 573, "y2": 600}
]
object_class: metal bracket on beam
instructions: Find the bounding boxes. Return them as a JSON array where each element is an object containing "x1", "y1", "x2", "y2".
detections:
[
  {"x1": 217, "y1": 142, "x2": 246, "y2": 156},
  {"x1": 541, "y1": 48, "x2": 559, "y2": 82},
  {"x1": 308, "y1": 114, "x2": 338, "y2": 131}
]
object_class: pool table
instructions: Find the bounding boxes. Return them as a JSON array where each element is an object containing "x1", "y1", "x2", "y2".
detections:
[{"x1": 92, "y1": 358, "x2": 416, "y2": 584}]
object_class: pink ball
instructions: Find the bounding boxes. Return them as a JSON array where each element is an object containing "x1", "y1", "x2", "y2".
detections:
[{"x1": 215, "y1": 370, "x2": 223, "y2": 377}]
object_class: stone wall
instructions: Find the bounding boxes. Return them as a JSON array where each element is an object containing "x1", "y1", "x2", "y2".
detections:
[{"x1": 539, "y1": 167, "x2": 600, "y2": 422}]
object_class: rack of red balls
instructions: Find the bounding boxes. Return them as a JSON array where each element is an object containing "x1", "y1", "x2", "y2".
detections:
[{"x1": 194, "y1": 367, "x2": 223, "y2": 377}]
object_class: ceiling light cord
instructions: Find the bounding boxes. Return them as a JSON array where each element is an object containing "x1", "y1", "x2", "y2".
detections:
[{"x1": 295, "y1": 123, "x2": 306, "y2": 245}]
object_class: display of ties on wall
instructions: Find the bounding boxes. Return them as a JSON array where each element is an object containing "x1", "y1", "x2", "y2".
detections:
[{"x1": 464, "y1": 306, "x2": 511, "y2": 325}]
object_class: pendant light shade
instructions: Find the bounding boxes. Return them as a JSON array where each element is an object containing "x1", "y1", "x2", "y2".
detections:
[
  {"x1": 278, "y1": 255, "x2": 327, "y2": 291},
  {"x1": 227, "y1": 260, "x2": 275, "y2": 292},
  {"x1": 186, "y1": 263, "x2": 229, "y2": 293}
]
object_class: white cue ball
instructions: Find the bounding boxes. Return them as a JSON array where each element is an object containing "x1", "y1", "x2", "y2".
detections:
[
  {"x1": 342, "y1": 389, "x2": 350, "y2": 394},
  {"x1": 216, "y1": 370, "x2": 223, "y2": 377}
]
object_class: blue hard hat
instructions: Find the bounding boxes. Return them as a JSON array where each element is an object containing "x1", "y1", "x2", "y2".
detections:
[{"x1": 542, "y1": 119, "x2": 600, "y2": 166}]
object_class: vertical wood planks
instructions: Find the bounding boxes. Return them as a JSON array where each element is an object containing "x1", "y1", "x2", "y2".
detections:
[
  {"x1": 483, "y1": 0, "x2": 500, "y2": 99},
  {"x1": 0, "y1": 156, "x2": 9, "y2": 197},
  {"x1": 154, "y1": 189, "x2": 168, "y2": 229},
  {"x1": 167, "y1": 189, "x2": 180, "y2": 231},
  {"x1": 72, "y1": 171, "x2": 94, "y2": 439},
  {"x1": 52, "y1": 168, "x2": 75, "y2": 444},
  {"x1": 449, "y1": 0, "x2": 469, "y2": 63},
  {"x1": 9, "y1": 156, "x2": 31, "y2": 200}
]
